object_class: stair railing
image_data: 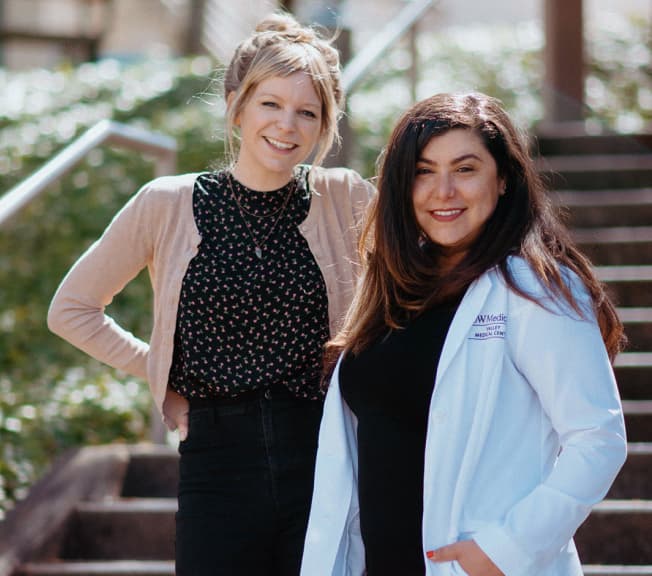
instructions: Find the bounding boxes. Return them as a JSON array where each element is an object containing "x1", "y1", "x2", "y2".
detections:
[
  {"x1": 0, "y1": 119, "x2": 177, "y2": 227},
  {"x1": 342, "y1": 0, "x2": 438, "y2": 96},
  {"x1": 332, "y1": 0, "x2": 437, "y2": 165}
]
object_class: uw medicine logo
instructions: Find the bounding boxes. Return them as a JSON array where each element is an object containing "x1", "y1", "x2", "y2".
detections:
[{"x1": 469, "y1": 312, "x2": 507, "y2": 340}]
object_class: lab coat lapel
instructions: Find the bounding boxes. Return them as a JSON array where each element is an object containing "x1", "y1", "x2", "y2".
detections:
[
  {"x1": 301, "y1": 356, "x2": 357, "y2": 576},
  {"x1": 435, "y1": 272, "x2": 493, "y2": 384}
]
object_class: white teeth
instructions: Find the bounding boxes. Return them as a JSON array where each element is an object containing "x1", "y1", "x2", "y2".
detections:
[
  {"x1": 265, "y1": 137, "x2": 295, "y2": 150},
  {"x1": 433, "y1": 209, "x2": 462, "y2": 216}
]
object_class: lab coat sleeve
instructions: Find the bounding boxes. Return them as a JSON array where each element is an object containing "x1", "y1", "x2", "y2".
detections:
[
  {"x1": 473, "y1": 277, "x2": 627, "y2": 575},
  {"x1": 47, "y1": 184, "x2": 154, "y2": 380}
]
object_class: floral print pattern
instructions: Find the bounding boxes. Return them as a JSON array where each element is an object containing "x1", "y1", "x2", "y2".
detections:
[{"x1": 168, "y1": 167, "x2": 329, "y2": 400}]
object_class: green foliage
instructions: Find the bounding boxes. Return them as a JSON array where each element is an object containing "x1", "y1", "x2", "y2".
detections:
[{"x1": 584, "y1": 13, "x2": 652, "y2": 132}]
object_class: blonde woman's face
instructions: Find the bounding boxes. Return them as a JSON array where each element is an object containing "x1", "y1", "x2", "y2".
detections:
[{"x1": 232, "y1": 72, "x2": 322, "y2": 190}]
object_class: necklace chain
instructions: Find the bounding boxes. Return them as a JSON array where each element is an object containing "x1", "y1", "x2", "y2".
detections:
[
  {"x1": 227, "y1": 175, "x2": 291, "y2": 219},
  {"x1": 226, "y1": 171, "x2": 296, "y2": 259}
]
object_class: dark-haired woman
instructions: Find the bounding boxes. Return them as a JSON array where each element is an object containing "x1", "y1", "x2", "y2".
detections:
[{"x1": 301, "y1": 92, "x2": 626, "y2": 576}]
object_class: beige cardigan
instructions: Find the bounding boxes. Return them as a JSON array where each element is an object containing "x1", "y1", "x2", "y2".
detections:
[{"x1": 48, "y1": 166, "x2": 375, "y2": 414}]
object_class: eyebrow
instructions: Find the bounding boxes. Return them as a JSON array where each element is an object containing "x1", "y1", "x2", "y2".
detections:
[
  {"x1": 256, "y1": 92, "x2": 321, "y2": 109},
  {"x1": 417, "y1": 153, "x2": 483, "y2": 165}
]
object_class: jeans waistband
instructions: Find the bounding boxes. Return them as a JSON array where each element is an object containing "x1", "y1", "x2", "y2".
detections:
[{"x1": 188, "y1": 383, "x2": 295, "y2": 410}]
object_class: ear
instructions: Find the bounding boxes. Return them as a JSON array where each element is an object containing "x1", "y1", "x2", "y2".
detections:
[
  {"x1": 498, "y1": 177, "x2": 507, "y2": 196},
  {"x1": 226, "y1": 92, "x2": 240, "y2": 126}
]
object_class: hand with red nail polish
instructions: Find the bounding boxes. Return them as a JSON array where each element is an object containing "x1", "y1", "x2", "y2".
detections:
[{"x1": 426, "y1": 540, "x2": 503, "y2": 576}]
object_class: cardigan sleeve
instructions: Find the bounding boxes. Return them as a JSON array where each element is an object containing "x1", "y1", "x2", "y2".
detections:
[
  {"x1": 47, "y1": 184, "x2": 156, "y2": 380},
  {"x1": 473, "y1": 270, "x2": 627, "y2": 575}
]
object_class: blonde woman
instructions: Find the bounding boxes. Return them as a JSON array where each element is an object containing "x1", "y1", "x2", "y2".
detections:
[{"x1": 48, "y1": 13, "x2": 374, "y2": 576}]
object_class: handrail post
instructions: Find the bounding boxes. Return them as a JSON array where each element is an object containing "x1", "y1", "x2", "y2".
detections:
[{"x1": 408, "y1": 22, "x2": 419, "y2": 103}]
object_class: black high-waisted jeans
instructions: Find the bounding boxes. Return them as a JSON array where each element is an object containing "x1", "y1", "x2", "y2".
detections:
[{"x1": 175, "y1": 384, "x2": 323, "y2": 576}]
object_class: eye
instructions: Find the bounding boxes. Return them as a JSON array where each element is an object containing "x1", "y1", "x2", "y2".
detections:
[
  {"x1": 457, "y1": 165, "x2": 474, "y2": 173},
  {"x1": 415, "y1": 166, "x2": 433, "y2": 175},
  {"x1": 301, "y1": 109, "x2": 318, "y2": 119},
  {"x1": 262, "y1": 101, "x2": 279, "y2": 108}
]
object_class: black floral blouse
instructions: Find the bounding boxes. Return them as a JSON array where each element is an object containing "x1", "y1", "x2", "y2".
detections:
[{"x1": 168, "y1": 167, "x2": 329, "y2": 401}]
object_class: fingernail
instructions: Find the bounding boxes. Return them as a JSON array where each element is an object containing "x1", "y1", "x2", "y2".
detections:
[{"x1": 426, "y1": 551, "x2": 435, "y2": 560}]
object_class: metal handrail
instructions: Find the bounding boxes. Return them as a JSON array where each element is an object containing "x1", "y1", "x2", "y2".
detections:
[
  {"x1": 0, "y1": 119, "x2": 177, "y2": 227},
  {"x1": 342, "y1": 0, "x2": 437, "y2": 94}
]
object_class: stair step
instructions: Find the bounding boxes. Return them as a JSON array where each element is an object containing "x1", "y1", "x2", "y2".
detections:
[
  {"x1": 583, "y1": 566, "x2": 652, "y2": 576},
  {"x1": 575, "y1": 500, "x2": 652, "y2": 564},
  {"x1": 121, "y1": 445, "x2": 178, "y2": 498},
  {"x1": 535, "y1": 131, "x2": 652, "y2": 156},
  {"x1": 615, "y1": 364, "x2": 652, "y2": 400},
  {"x1": 619, "y1": 308, "x2": 652, "y2": 323},
  {"x1": 572, "y1": 227, "x2": 652, "y2": 265},
  {"x1": 609, "y1": 443, "x2": 652, "y2": 499},
  {"x1": 540, "y1": 155, "x2": 652, "y2": 189},
  {"x1": 598, "y1": 266, "x2": 652, "y2": 282},
  {"x1": 617, "y1": 309, "x2": 652, "y2": 352},
  {"x1": 615, "y1": 352, "x2": 652, "y2": 368},
  {"x1": 574, "y1": 227, "x2": 652, "y2": 244},
  {"x1": 623, "y1": 401, "x2": 652, "y2": 443},
  {"x1": 61, "y1": 499, "x2": 176, "y2": 561},
  {"x1": 614, "y1": 310, "x2": 652, "y2": 399},
  {"x1": 17, "y1": 560, "x2": 174, "y2": 576},
  {"x1": 555, "y1": 189, "x2": 652, "y2": 228},
  {"x1": 597, "y1": 266, "x2": 652, "y2": 307}
]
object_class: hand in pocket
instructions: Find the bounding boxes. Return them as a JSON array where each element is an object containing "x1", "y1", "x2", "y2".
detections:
[{"x1": 427, "y1": 540, "x2": 503, "y2": 576}]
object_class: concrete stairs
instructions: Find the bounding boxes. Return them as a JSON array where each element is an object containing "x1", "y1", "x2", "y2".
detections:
[
  {"x1": 3, "y1": 445, "x2": 179, "y2": 576},
  {"x1": 538, "y1": 131, "x2": 652, "y2": 575}
]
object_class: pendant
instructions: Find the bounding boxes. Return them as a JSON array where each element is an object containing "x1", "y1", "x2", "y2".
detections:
[{"x1": 255, "y1": 246, "x2": 263, "y2": 259}]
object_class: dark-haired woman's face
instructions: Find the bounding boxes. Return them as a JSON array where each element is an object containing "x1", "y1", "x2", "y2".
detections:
[{"x1": 412, "y1": 128, "x2": 505, "y2": 269}]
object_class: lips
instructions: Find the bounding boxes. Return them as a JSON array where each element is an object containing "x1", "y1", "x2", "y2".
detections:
[
  {"x1": 264, "y1": 136, "x2": 297, "y2": 151},
  {"x1": 429, "y1": 208, "x2": 465, "y2": 221}
]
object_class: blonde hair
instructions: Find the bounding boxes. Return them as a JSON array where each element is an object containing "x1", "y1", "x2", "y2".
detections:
[{"x1": 223, "y1": 12, "x2": 343, "y2": 167}]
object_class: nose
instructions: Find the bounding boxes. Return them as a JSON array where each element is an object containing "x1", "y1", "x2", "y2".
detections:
[
  {"x1": 277, "y1": 110, "x2": 297, "y2": 132},
  {"x1": 433, "y1": 173, "x2": 455, "y2": 200}
]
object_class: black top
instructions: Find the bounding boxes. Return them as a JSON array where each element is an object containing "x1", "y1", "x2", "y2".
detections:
[
  {"x1": 168, "y1": 167, "x2": 329, "y2": 401},
  {"x1": 339, "y1": 299, "x2": 461, "y2": 576}
]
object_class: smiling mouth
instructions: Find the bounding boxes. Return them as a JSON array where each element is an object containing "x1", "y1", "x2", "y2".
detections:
[
  {"x1": 264, "y1": 136, "x2": 297, "y2": 151},
  {"x1": 430, "y1": 209, "x2": 464, "y2": 219}
]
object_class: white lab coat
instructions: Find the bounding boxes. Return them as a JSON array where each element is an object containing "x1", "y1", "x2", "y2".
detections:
[{"x1": 301, "y1": 257, "x2": 627, "y2": 576}]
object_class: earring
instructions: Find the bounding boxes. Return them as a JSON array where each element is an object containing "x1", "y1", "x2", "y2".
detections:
[{"x1": 418, "y1": 231, "x2": 428, "y2": 249}]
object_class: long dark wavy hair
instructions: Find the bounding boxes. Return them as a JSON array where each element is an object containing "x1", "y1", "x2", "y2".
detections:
[{"x1": 326, "y1": 92, "x2": 625, "y2": 370}]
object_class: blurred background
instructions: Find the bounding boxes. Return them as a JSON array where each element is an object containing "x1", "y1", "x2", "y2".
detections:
[{"x1": 1, "y1": 0, "x2": 651, "y2": 520}]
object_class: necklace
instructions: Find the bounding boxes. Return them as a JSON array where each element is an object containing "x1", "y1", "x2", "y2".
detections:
[
  {"x1": 227, "y1": 174, "x2": 292, "y2": 219},
  {"x1": 226, "y1": 171, "x2": 296, "y2": 259}
]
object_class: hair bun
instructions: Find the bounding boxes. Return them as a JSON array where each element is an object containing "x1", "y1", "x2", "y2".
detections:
[
  {"x1": 255, "y1": 13, "x2": 302, "y2": 34},
  {"x1": 254, "y1": 12, "x2": 317, "y2": 42}
]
